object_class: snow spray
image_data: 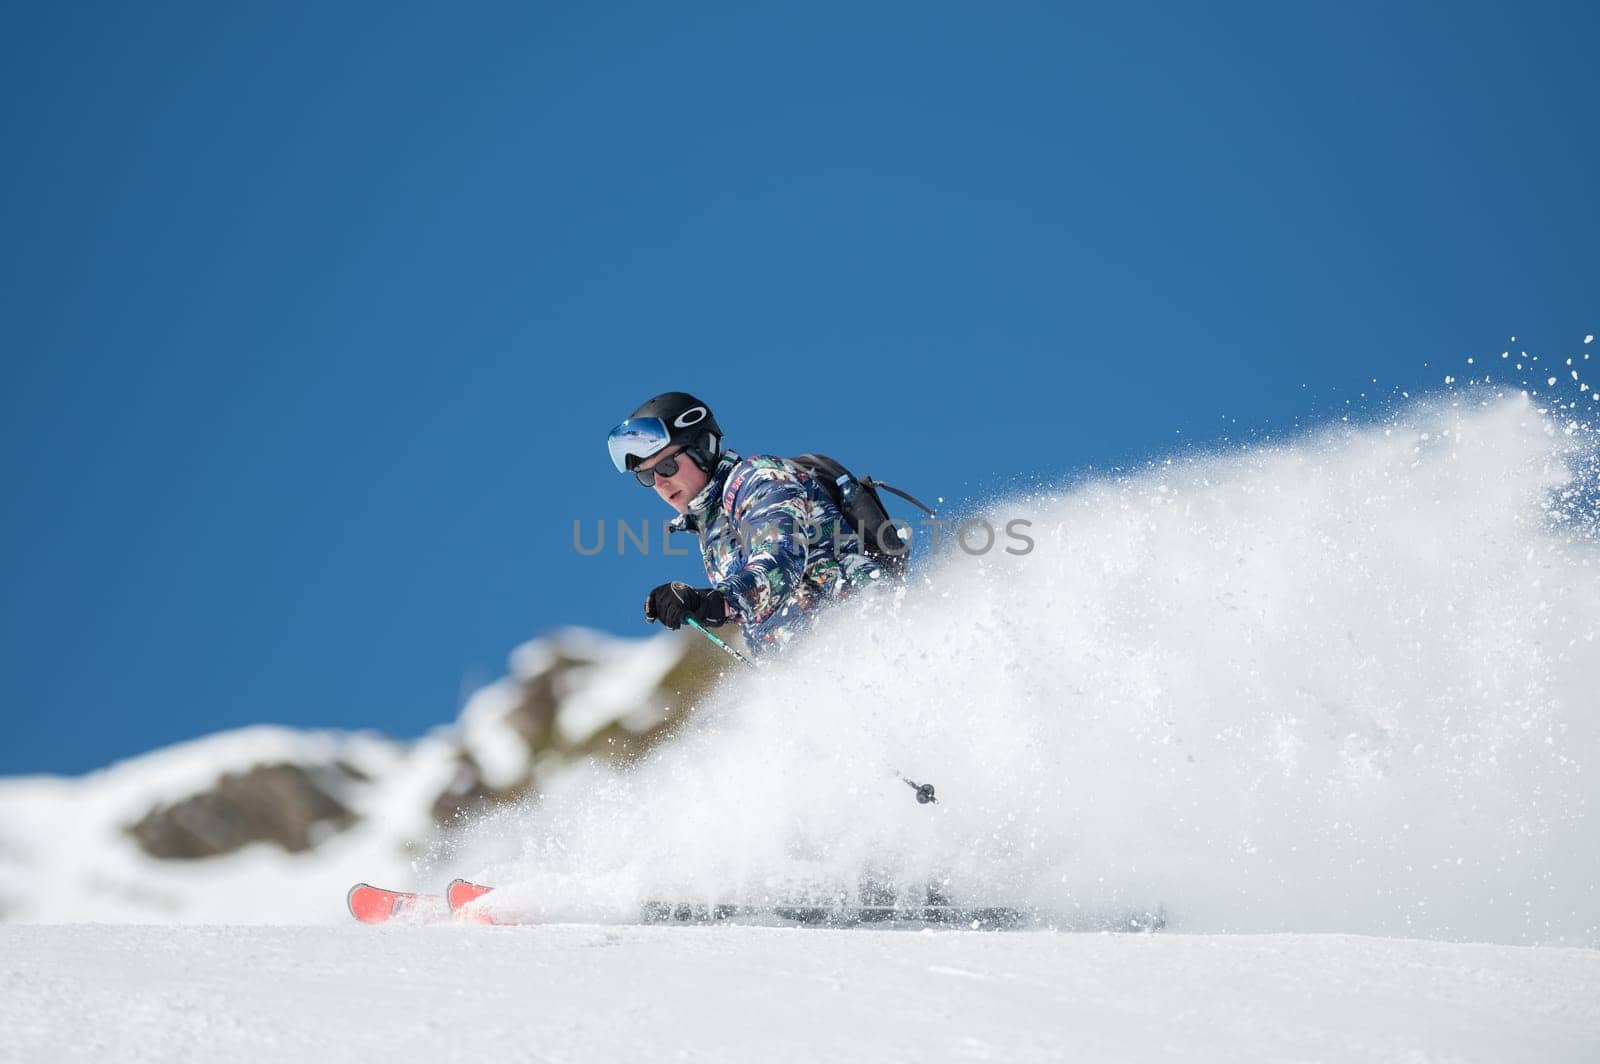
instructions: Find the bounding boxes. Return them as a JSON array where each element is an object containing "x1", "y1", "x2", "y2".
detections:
[{"x1": 469, "y1": 389, "x2": 1599, "y2": 946}]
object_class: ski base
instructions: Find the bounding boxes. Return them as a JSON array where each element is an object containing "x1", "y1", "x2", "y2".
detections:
[
  {"x1": 353, "y1": 879, "x2": 1165, "y2": 932},
  {"x1": 444, "y1": 881, "x2": 1160, "y2": 931},
  {"x1": 638, "y1": 901, "x2": 1031, "y2": 928},
  {"x1": 636, "y1": 902, "x2": 1162, "y2": 931}
]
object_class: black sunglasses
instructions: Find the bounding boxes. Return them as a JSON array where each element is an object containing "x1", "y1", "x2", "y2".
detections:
[{"x1": 634, "y1": 450, "x2": 686, "y2": 487}]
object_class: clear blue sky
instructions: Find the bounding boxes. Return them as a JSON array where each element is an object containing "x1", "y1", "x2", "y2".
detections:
[{"x1": 2, "y1": 1, "x2": 1595, "y2": 775}]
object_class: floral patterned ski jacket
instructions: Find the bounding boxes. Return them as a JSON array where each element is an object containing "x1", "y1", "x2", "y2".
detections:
[{"x1": 669, "y1": 450, "x2": 883, "y2": 651}]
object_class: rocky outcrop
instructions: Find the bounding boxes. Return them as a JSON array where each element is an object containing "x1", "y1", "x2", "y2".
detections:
[
  {"x1": 121, "y1": 629, "x2": 737, "y2": 860},
  {"x1": 126, "y1": 762, "x2": 360, "y2": 859},
  {"x1": 428, "y1": 628, "x2": 733, "y2": 825}
]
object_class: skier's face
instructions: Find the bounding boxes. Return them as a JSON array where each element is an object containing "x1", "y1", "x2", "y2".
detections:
[{"x1": 638, "y1": 446, "x2": 709, "y2": 514}]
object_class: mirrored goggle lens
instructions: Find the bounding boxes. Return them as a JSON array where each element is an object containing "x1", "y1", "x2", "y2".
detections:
[{"x1": 607, "y1": 417, "x2": 671, "y2": 472}]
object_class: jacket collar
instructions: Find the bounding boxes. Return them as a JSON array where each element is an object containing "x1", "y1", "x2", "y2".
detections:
[{"x1": 668, "y1": 449, "x2": 740, "y2": 534}]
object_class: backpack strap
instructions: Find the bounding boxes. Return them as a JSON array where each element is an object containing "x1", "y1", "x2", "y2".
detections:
[{"x1": 861, "y1": 478, "x2": 937, "y2": 517}]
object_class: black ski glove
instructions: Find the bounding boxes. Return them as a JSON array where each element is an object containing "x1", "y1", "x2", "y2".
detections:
[{"x1": 644, "y1": 582, "x2": 728, "y2": 630}]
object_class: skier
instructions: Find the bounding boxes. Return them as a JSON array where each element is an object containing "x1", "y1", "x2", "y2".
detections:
[{"x1": 606, "y1": 391, "x2": 883, "y2": 652}]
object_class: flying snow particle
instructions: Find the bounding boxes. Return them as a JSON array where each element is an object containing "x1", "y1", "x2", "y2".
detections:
[{"x1": 1548, "y1": 377, "x2": 1558, "y2": 386}]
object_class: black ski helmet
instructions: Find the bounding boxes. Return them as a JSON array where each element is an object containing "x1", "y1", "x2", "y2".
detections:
[{"x1": 612, "y1": 391, "x2": 723, "y2": 473}]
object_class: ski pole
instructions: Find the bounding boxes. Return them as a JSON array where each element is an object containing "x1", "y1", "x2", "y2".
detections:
[
  {"x1": 683, "y1": 618, "x2": 937, "y2": 805},
  {"x1": 685, "y1": 617, "x2": 754, "y2": 667}
]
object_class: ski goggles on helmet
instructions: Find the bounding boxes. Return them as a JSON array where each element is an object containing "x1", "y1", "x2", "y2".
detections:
[{"x1": 607, "y1": 417, "x2": 672, "y2": 473}]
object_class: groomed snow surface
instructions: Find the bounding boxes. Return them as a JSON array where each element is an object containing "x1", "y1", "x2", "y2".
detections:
[{"x1": 4, "y1": 924, "x2": 1597, "y2": 1063}]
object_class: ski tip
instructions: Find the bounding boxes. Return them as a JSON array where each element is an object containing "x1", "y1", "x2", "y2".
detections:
[
  {"x1": 347, "y1": 882, "x2": 402, "y2": 925},
  {"x1": 447, "y1": 879, "x2": 497, "y2": 924},
  {"x1": 345, "y1": 882, "x2": 369, "y2": 922},
  {"x1": 446, "y1": 878, "x2": 495, "y2": 914}
]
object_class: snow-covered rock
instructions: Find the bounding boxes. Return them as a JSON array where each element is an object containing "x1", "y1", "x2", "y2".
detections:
[{"x1": 0, "y1": 628, "x2": 727, "y2": 923}]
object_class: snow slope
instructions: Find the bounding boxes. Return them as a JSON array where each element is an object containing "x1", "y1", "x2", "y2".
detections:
[{"x1": 3, "y1": 924, "x2": 1596, "y2": 1063}]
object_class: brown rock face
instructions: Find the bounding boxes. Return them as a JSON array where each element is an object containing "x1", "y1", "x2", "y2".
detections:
[
  {"x1": 424, "y1": 631, "x2": 734, "y2": 827},
  {"x1": 126, "y1": 763, "x2": 359, "y2": 859},
  {"x1": 121, "y1": 629, "x2": 739, "y2": 861}
]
